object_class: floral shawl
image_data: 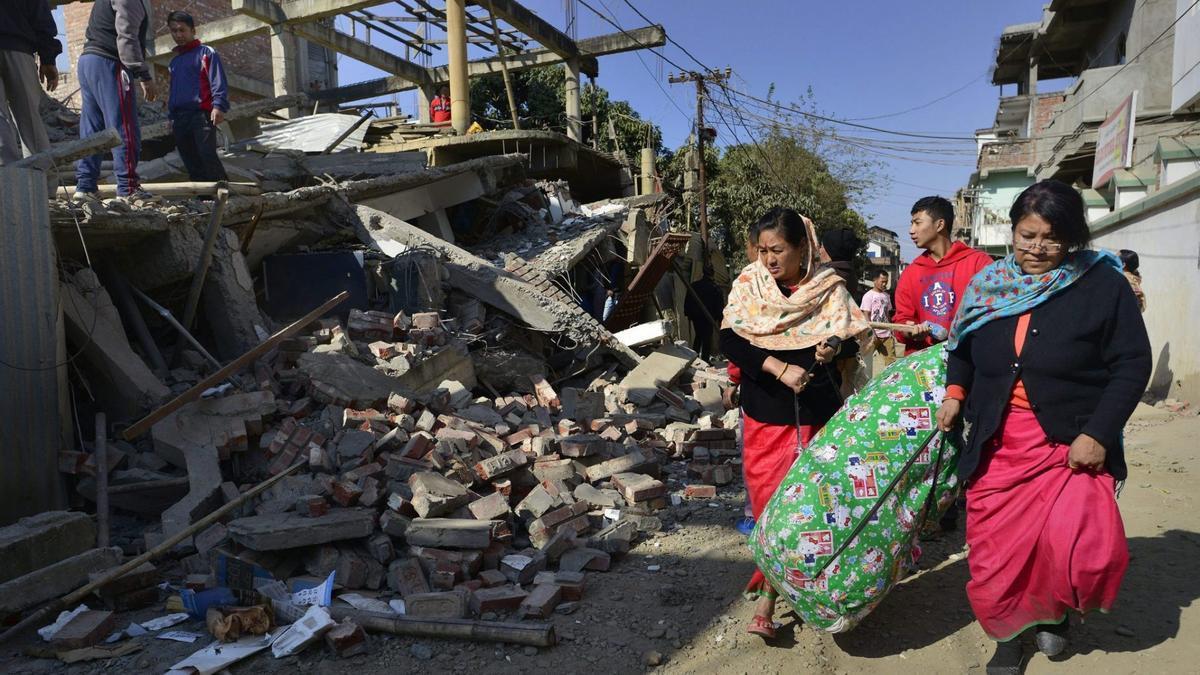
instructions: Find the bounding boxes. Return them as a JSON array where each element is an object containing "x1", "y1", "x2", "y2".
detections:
[
  {"x1": 947, "y1": 249, "x2": 1122, "y2": 350},
  {"x1": 721, "y1": 259, "x2": 871, "y2": 351}
]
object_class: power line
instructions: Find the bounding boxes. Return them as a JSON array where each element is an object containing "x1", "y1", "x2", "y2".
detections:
[
  {"x1": 844, "y1": 71, "x2": 988, "y2": 121},
  {"x1": 591, "y1": 0, "x2": 691, "y2": 123}
]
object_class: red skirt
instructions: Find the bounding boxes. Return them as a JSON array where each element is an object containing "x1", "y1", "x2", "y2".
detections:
[
  {"x1": 743, "y1": 411, "x2": 819, "y2": 597},
  {"x1": 966, "y1": 406, "x2": 1128, "y2": 640}
]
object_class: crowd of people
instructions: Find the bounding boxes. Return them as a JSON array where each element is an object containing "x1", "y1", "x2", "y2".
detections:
[
  {"x1": 1, "y1": 2, "x2": 230, "y2": 196},
  {"x1": 720, "y1": 184, "x2": 1152, "y2": 674}
]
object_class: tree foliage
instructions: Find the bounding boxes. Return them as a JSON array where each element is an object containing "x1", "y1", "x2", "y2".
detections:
[
  {"x1": 660, "y1": 86, "x2": 885, "y2": 268},
  {"x1": 469, "y1": 65, "x2": 663, "y2": 157}
]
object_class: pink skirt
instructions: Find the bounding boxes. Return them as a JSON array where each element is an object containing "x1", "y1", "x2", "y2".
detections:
[
  {"x1": 966, "y1": 406, "x2": 1128, "y2": 640},
  {"x1": 742, "y1": 412, "x2": 819, "y2": 597}
]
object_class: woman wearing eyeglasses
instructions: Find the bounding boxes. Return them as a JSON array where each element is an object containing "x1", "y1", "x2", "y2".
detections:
[{"x1": 934, "y1": 180, "x2": 1151, "y2": 674}]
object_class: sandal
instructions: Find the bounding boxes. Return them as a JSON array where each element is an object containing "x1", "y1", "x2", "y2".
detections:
[{"x1": 747, "y1": 614, "x2": 776, "y2": 640}]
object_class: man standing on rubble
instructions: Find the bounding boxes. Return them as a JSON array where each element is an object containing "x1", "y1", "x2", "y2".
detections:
[
  {"x1": 430, "y1": 85, "x2": 452, "y2": 126},
  {"x1": 166, "y1": 11, "x2": 228, "y2": 182},
  {"x1": 0, "y1": 0, "x2": 60, "y2": 165},
  {"x1": 73, "y1": 0, "x2": 157, "y2": 202}
]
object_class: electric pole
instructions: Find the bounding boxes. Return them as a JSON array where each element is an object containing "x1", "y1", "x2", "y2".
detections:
[{"x1": 669, "y1": 68, "x2": 730, "y2": 249}]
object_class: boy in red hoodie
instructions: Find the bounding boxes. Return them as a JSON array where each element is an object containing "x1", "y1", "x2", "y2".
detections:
[{"x1": 893, "y1": 196, "x2": 992, "y2": 355}]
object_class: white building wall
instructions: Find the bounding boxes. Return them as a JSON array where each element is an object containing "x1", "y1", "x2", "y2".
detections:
[
  {"x1": 1091, "y1": 179, "x2": 1200, "y2": 401},
  {"x1": 1172, "y1": 0, "x2": 1200, "y2": 112}
]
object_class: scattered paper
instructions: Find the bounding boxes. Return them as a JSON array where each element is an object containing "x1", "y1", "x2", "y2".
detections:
[
  {"x1": 157, "y1": 631, "x2": 202, "y2": 643},
  {"x1": 291, "y1": 570, "x2": 336, "y2": 607},
  {"x1": 38, "y1": 605, "x2": 89, "y2": 642},
  {"x1": 254, "y1": 579, "x2": 307, "y2": 624},
  {"x1": 165, "y1": 632, "x2": 276, "y2": 675},
  {"x1": 271, "y1": 605, "x2": 333, "y2": 658},
  {"x1": 337, "y1": 593, "x2": 395, "y2": 614},
  {"x1": 141, "y1": 613, "x2": 191, "y2": 631},
  {"x1": 388, "y1": 599, "x2": 406, "y2": 615}
]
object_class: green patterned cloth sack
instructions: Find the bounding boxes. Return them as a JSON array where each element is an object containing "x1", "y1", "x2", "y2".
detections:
[{"x1": 748, "y1": 343, "x2": 961, "y2": 632}]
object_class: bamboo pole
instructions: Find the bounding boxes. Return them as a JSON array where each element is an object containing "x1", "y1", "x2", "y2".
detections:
[
  {"x1": 179, "y1": 188, "x2": 231, "y2": 334},
  {"x1": 122, "y1": 290, "x2": 350, "y2": 441},
  {"x1": 0, "y1": 461, "x2": 307, "y2": 645},
  {"x1": 94, "y1": 413, "x2": 109, "y2": 548}
]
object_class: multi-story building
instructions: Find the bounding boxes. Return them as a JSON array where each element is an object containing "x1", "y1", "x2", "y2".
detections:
[
  {"x1": 865, "y1": 226, "x2": 902, "y2": 291},
  {"x1": 963, "y1": 0, "x2": 1200, "y2": 400}
]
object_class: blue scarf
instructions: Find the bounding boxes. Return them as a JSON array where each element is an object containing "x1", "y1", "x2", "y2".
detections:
[{"x1": 947, "y1": 249, "x2": 1121, "y2": 350}]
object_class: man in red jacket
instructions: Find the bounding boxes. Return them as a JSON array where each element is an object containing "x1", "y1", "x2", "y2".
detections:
[{"x1": 893, "y1": 196, "x2": 992, "y2": 355}]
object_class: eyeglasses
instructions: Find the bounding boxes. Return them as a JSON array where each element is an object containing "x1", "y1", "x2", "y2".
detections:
[{"x1": 1014, "y1": 236, "x2": 1064, "y2": 253}]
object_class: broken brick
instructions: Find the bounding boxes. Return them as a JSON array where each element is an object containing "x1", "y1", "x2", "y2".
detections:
[
  {"x1": 519, "y1": 584, "x2": 562, "y2": 619},
  {"x1": 470, "y1": 585, "x2": 528, "y2": 614},
  {"x1": 325, "y1": 620, "x2": 368, "y2": 658}
]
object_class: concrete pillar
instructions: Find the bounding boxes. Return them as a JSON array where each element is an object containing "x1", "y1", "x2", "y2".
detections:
[
  {"x1": 271, "y1": 25, "x2": 301, "y2": 118},
  {"x1": 565, "y1": 58, "x2": 581, "y2": 142},
  {"x1": 446, "y1": 0, "x2": 470, "y2": 134},
  {"x1": 640, "y1": 147, "x2": 655, "y2": 195}
]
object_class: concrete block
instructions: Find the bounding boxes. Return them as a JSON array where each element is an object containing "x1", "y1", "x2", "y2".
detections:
[
  {"x1": 0, "y1": 511, "x2": 95, "y2": 584},
  {"x1": 50, "y1": 609, "x2": 116, "y2": 650},
  {"x1": 618, "y1": 346, "x2": 696, "y2": 406},
  {"x1": 405, "y1": 590, "x2": 468, "y2": 619},
  {"x1": 405, "y1": 519, "x2": 493, "y2": 549},
  {"x1": 151, "y1": 391, "x2": 276, "y2": 467},
  {"x1": 559, "y1": 434, "x2": 605, "y2": 458},
  {"x1": 584, "y1": 450, "x2": 650, "y2": 483},
  {"x1": 408, "y1": 472, "x2": 471, "y2": 517},
  {"x1": 0, "y1": 547, "x2": 122, "y2": 615},
  {"x1": 477, "y1": 569, "x2": 508, "y2": 588},
  {"x1": 514, "y1": 485, "x2": 560, "y2": 522},
  {"x1": 473, "y1": 449, "x2": 527, "y2": 481},
  {"x1": 380, "y1": 511, "x2": 411, "y2": 537},
  {"x1": 467, "y1": 491, "x2": 511, "y2": 521},
  {"x1": 298, "y1": 352, "x2": 411, "y2": 409},
  {"x1": 519, "y1": 584, "x2": 561, "y2": 619},
  {"x1": 611, "y1": 473, "x2": 666, "y2": 503},
  {"x1": 387, "y1": 557, "x2": 430, "y2": 597},
  {"x1": 227, "y1": 509, "x2": 376, "y2": 551},
  {"x1": 470, "y1": 585, "x2": 528, "y2": 614}
]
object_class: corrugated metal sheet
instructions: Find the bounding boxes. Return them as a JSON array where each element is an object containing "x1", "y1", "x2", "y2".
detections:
[
  {"x1": 238, "y1": 113, "x2": 368, "y2": 154},
  {"x1": 0, "y1": 168, "x2": 67, "y2": 525}
]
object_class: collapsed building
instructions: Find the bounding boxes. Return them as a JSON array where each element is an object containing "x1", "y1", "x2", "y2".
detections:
[{"x1": 0, "y1": 1, "x2": 740, "y2": 666}]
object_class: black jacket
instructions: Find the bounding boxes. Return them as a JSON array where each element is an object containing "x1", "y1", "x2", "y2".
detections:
[
  {"x1": 720, "y1": 328, "x2": 850, "y2": 426},
  {"x1": 81, "y1": 0, "x2": 151, "y2": 81},
  {"x1": 0, "y1": 0, "x2": 61, "y2": 62},
  {"x1": 947, "y1": 263, "x2": 1151, "y2": 481}
]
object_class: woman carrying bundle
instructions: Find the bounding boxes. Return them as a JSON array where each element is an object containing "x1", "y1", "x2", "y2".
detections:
[
  {"x1": 720, "y1": 207, "x2": 870, "y2": 639},
  {"x1": 935, "y1": 180, "x2": 1151, "y2": 674}
]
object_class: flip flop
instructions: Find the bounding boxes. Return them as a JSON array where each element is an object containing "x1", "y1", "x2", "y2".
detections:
[{"x1": 747, "y1": 614, "x2": 776, "y2": 640}]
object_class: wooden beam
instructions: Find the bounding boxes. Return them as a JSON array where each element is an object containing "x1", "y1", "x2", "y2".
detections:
[
  {"x1": 470, "y1": 0, "x2": 578, "y2": 58},
  {"x1": 233, "y1": 0, "x2": 431, "y2": 86}
]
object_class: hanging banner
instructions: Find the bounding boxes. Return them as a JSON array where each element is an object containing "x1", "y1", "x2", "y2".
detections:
[{"x1": 1092, "y1": 91, "x2": 1137, "y2": 188}]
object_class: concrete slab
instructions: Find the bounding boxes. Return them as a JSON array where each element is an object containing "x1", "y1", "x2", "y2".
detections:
[
  {"x1": 151, "y1": 391, "x2": 277, "y2": 468},
  {"x1": 297, "y1": 352, "x2": 412, "y2": 409},
  {"x1": 0, "y1": 511, "x2": 96, "y2": 584},
  {"x1": 228, "y1": 508, "x2": 376, "y2": 551},
  {"x1": 0, "y1": 547, "x2": 122, "y2": 615},
  {"x1": 618, "y1": 345, "x2": 696, "y2": 406}
]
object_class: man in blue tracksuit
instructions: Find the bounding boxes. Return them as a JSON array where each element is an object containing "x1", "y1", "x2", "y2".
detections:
[
  {"x1": 74, "y1": 0, "x2": 156, "y2": 200},
  {"x1": 166, "y1": 11, "x2": 228, "y2": 181}
]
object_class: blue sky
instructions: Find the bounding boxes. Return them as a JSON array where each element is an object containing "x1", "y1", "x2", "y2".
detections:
[
  {"x1": 55, "y1": 1, "x2": 1053, "y2": 259},
  {"x1": 330, "y1": 0, "x2": 1054, "y2": 259}
]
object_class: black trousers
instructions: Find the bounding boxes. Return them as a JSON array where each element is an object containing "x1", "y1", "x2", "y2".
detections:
[{"x1": 171, "y1": 109, "x2": 228, "y2": 181}]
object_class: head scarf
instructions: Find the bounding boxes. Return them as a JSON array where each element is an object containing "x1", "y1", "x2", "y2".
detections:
[
  {"x1": 947, "y1": 249, "x2": 1121, "y2": 350},
  {"x1": 722, "y1": 216, "x2": 870, "y2": 351}
]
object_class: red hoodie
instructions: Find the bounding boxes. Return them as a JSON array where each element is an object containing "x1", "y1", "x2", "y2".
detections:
[{"x1": 893, "y1": 241, "x2": 993, "y2": 354}]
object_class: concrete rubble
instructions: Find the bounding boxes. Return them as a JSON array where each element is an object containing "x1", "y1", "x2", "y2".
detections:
[{"x1": 5, "y1": 78, "x2": 737, "y2": 671}]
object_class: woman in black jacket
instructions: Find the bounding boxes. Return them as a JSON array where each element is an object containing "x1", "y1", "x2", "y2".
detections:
[
  {"x1": 719, "y1": 207, "x2": 869, "y2": 640},
  {"x1": 935, "y1": 181, "x2": 1151, "y2": 674}
]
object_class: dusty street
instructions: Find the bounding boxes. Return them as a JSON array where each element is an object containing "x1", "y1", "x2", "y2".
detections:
[{"x1": 9, "y1": 406, "x2": 1193, "y2": 675}]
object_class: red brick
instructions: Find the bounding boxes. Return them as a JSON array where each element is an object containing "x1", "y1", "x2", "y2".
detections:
[
  {"x1": 332, "y1": 480, "x2": 363, "y2": 507},
  {"x1": 684, "y1": 484, "x2": 717, "y2": 498},
  {"x1": 519, "y1": 584, "x2": 562, "y2": 619},
  {"x1": 471, "y1": 585, "x2": 528, "y2": 614}
]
